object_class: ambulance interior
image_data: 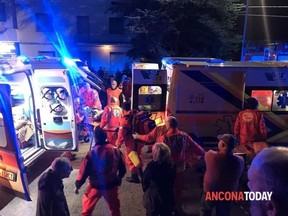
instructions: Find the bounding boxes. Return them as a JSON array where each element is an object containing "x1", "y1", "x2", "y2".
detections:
[
  {"x1": 251, "y1": 89, "x2": 288, "y2": 111},
  {"x1": 138, "y1": 85, "x2": 162, "y2": 111},
  {"x1": 3, "y1": 71, "x2": 38, "y2": 156}
]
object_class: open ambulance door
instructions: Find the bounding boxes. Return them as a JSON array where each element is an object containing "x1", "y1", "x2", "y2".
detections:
[
  {"x1": 32, "y1": 68, "x2": 78, "y2": 151},
  {"x1": 0, "y1": 84, "x2": 31, "y2": 201},
  {"x1": 76, "y1": 66, "x2": 104, "y2": 91}
]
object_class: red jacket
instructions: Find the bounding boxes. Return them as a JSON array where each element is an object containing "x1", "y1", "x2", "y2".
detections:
[
  {"x1": 234, "y1": 109, "x2": 267, "y2": 145},
  {"x1": 100, "y1": 104, "x2": 122, "y2": 131},
  {"x1": 81, "y1": 89, "x2": 102, "y2": 110},
  {"x1": 117, "y1": 111, "x2": 134, "y2": 148},
  {"x1": 75, "y1": 143, "x2": 126, "y2": 190},
  {"x1": 106, "y1": 88, "x2": 122, "y2": 106},
  {"x1": 139, "y1": 127, "x2": 205, "y2": 171}
]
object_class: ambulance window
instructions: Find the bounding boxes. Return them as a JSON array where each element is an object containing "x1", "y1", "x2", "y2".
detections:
[
  {"x1": 272, "y1": 90, "x2": 288, "y2": 111},
  {"x1": 138, "y1": 86, "x2": 162, "y2": 111},
  {"x1": 0, "y1": 113, "x2": 7, "y2": 147},
  {"x1": 251, "y1": 90, "x2": 273, "y2": 111}
]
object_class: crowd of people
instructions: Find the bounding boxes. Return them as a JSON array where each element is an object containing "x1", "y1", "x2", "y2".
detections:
[{"x1": 37, "y1": 78, "x2": 288, "y2": 216}]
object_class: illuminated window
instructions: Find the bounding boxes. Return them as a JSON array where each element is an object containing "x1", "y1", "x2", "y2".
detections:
[
  {"x1": 251, "y1": 90, "x2": 272, "y2": 111},
  {"x1": 109, "y1": 17, "x2": 124, "y2": 34},
  {"x1": 138, "y1": 86, "x2": 162, "y2": 111},
  {"x1": 35, "y1": 13, "x2": 54, "y2": 32},
  {"x1": 0, "y1": 3, "x2": 6, "y2": 22}
]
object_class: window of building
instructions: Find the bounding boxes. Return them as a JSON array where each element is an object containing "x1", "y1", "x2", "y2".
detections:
[
  {"x1": 0, "y1": 3, "x2": 7, "y2": 22},
  {"x1": 77, "y1": 16, "x2": 89, "y2": 34},
  {"x1": 35, "y1": 13, "x2": 54, "y2": 32},
  {"x1": 109, "y1": 17, "x2": 124, "y2": 34},
  {"x1": 77, "y1": 16, "x2": 89, "y2": 41}
]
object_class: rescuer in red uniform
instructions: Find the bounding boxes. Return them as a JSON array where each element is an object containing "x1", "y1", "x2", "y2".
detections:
[
  {"x1": 100, "y1": 97, "x2": 122, "y2": 146},
  {"x1": 234, "y1": 97, "x2": 267, "y2": 160},
  {"x1": 80, "y1": 82, "x2": 102, "y2": 110},
  {"x1": 106, "y1": 80, "x2": 122, "y2": 106},
  {"x1": 121, "y1": 76, "x2": 132, "y2": 103},
  {"x1": 117, "y1": 102, "x2": 143, "y2": 183},
  {"x1": 75, "y1": 126, "x2": 126, "y2": 216},
  {"x1": 133, "y1": 116, "x2": 205, "y2": 213}
]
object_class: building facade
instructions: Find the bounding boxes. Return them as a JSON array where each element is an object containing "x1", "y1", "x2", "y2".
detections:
[{"x1": 0, "y1": 0, "x2": 132, "y2": 74}]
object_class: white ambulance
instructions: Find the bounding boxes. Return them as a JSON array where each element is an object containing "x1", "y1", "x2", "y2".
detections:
[
  {"x1": 162, "y1": 57, "x2": 288, "y2": 147},
  {"x1": 0, "y1": 56, "x2": 101, "y2": 200}
]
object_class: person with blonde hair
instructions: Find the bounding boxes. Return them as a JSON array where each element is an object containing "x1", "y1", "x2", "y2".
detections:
[{"x1": 142, "y1": 142, "x2": 176, "y2": 216}]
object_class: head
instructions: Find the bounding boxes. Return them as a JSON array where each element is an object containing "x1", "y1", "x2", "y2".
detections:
[
  {"x1": 248, "y1": 147, "x2": 288, "y2": 216},
  {"x1": 217, "y1": 134, "x2": 237, "y2": 153},
  {"x1": 109, "y1": 75, "x2": 115, "y2": 82},
  {"x1": 165, "y1": 116, "x2": 178, "y2": 130},
  {"x1": 94, "y1": 126, "x2": 107, "y2": 145},
  {"x1": 110, "y1": 96, "x2": 118, "y2": 105},
  {"x1": 111, "y1": 80, "x2": 118, "y2": 90},
  {"x1": 83, "y1": 82, "x2": 91, "y2": 91},
  {"x1": 152, "y1": 142, "x2": 171, "y2": 163},
  {"x1": 51, "y1": 157, "x2": 73, "y2": 179},
  {"x1": 245, "y1": 97, "x2": 259, "y2": 109}
]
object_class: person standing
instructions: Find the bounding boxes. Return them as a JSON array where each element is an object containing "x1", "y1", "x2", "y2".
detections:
[
  {"x1": 100, "y1": 97, "x2": 122, "y2": 146},
  {"x1": 133, "y1": 116, "x2": 205, "y2": 213},
  {"x1": 36, "y1": 157, "x2": 73, "y2": 216},
  {"x1": 80, "y1": 82, "x2": 102, "y2": 110},
  {"x1": 248, "y1": 147, "x2": 288, "y2": 216},
  {"x1": 117, "y1": 102, "x2": 142, "y2": 183},
  {"x1": 200, "y1": 134, "x2": 244, "y2": 216},
  {"x1": 106, "y1": 80, "x2": 123, "y2": 106},
  {"x1": 75, "y1": 126, "x2": 126, "y2": 216},
  {"x1": 142, "y1": 142, "x2": 176, "y2": 216},
  {"x1": 234, "y1": 97, "x2": 267, "y2": 158}
]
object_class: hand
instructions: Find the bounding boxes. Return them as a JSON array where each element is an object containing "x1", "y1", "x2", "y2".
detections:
[
  {"x1": 132, "y1": 133, "x2": 139, "y2": 139},
  {"x1": 74, "y1": 188, "x2": 79, "y2": 194}
]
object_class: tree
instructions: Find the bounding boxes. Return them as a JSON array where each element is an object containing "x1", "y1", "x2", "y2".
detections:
[{"x1": 110, "y1": 0, "x2": 245, "y2": 62}]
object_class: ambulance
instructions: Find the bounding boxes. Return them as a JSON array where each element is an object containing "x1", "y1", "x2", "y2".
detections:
[
  {"x1": 132, "y1": 57, "x2": 288, "y2": 148},
  {"x1": 0, "y1": 56, "x2": 101, "y2": 200}
]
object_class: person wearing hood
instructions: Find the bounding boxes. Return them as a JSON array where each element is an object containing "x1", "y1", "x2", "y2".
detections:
[
  {"x1": 75, "y1": 126, "x2": 126, "y2": 216},
  {"x1": 36, "y1": 157, "x2": 73, "y2": 216}
]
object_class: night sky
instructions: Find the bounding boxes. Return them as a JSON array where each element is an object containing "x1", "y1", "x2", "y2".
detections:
[{"x1": 238, "y1": 0, "x2": 288, "y2": 42}]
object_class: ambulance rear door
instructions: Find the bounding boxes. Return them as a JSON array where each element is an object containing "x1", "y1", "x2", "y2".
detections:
[
  {"x1": 32, "y1": 67, "x2": 77, "y2": 151},
  {"x1": 0, "y1": 84, "x2": 31, "y2": 200}
]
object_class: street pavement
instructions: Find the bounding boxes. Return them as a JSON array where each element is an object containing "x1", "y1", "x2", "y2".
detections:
[{"x1": 0, "y1": 142, "x2": 251, "y2": 216}]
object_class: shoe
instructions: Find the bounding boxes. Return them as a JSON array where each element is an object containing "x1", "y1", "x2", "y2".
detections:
[{"x1": 126, "y1": 174, "x2": 140, "y2": 183}]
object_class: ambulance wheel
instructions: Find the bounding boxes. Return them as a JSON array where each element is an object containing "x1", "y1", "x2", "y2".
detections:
[{"x1": 84, "y1": 137, "x2": 90, "y2": 143}]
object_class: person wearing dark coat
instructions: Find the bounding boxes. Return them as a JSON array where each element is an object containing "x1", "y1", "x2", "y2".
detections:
[
  {"x1": 36, "y1": 157, "x2": 73, "y2": 216},
  {"x1": 142, "y1": 142, "x2": 176, "y2": 216}
]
